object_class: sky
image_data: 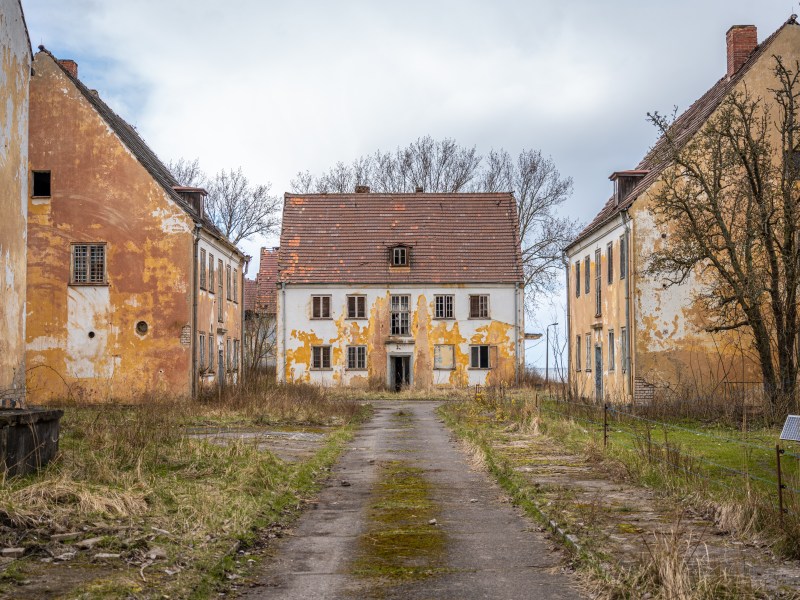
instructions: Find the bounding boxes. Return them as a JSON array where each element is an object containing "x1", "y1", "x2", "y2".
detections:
[{"x1": 21, "y1": 0, "x2": 798, "y2": 370}]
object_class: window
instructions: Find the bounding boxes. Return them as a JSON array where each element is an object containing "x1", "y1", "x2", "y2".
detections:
[
  {"x1": 608, "y1": 330, "x2": 615, "y2": 370},
  {"x1": 434, "y1": 295, "x2": 454, "y2": 319},
  {"x1": 585, "y1": 333, "x2": 591, "y2": 371},
  {"x1": 575, "y1": 261, "x2": 581, "y2": 297},
  {"x1": 607, "y1": 242, "x2": 614, "y2": 284},
  {"x1": 620, "y1": 235, "x2": 627, "y2": 280},
  {"x1": 32, "y1": 171, "x2": 51, "y2": 197},
  {"x1": 391, "y1": 246, "x2": 408, "y2": 266},
  {"x1": 200, "y1": 249, "x2": 207, "y2": 289},
  {"x1": 199, "y1": 333, "x2": 206, "y2": 370},
  {"x1": 226, "y1": 338, "x2": 232, "y2": 370},
  {"x1": 584, "y1": 256, "x2": 590, "y2": 294},
  {"x1": 595, "y1": 249, "x2": 602, "y2": 316},
  {"x1": 209, "y1": 334, "x2": 215, "y2": 372},
  {"x1": 575, "y1": 335, "x2": 581, "y2": 371},
  {"x1": 312, "y1": 295, "x2": 332, "y2": 319},
  {"x1": 434, "y1": 344, "x2": 455, "y2": 370},
  {"x1": 71, "y1": 243, "x2": 106, "y2": 284},
  {"x1": 390, "y1": 295, "x2": 410, "y2": 335},
  {"x1": 233, "y1": 269, "x2": 238, "y2": 303},
  {"x1": 233, "y1": 339, "x2": 239, "y2": 369},
  {"x1": 347, "y1": 345, "x2": 367, "y2": 370},
  {"x1": 226, "y1": 265, "x2": 232, "y2": 301},
  {"x1": 312, "y1": 346, "x2": 331, "y2": 369},
  {"x1": 209, "y1": 253, "x2": 215, "y2": 292},
  {"x1": 347, "y1": 295, "x2": 366, "y2": 319},
  {"x1": 621, "y1": 327, "x2": 628, "y2": 373},
  {"x1": 218, "y1": 259, "x2": 224, "y2": 322},
  {"x1": 469, "y1": 295, "x2": 489, "y2": 319},
  {"x1": 470, "y1": 345, "x2": 497, "y2": 369}
]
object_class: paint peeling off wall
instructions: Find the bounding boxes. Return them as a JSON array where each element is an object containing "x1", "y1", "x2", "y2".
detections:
[{"x1": 0, "y1": 0, "x2": 30, "y2": 405}]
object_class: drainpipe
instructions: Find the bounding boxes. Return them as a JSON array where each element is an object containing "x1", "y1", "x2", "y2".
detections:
[
  {"x1": 191, "y1": 223, "x2": 201, "y2": 400},
  {"x1": 514, "y1": 282, "x2": 519, "y2": 385},
  {"x1": 281, "y1": 281, "x2": 287, "y2": 383},
  {"x1": 241, "y1": 255, "x2": 249, "y2": 387},
  {"x1": 565, "y1": 259, "x2": 571, "y2": 390},
  {"x1": 621, "y1": 211, "x2": 632, "y2": 398}
]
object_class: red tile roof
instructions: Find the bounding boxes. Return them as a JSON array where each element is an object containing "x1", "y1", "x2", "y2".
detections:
[
  {"x1": 279, "y1": 193, "x2": 523, "y2": 285},
  {"x1": 567, "y1": 16, "x2": 798, "y2": 251},
  {"x1": 244, "y1": 278, "x2": 258, "y2": 313},
  {"x1": 257, "y1": 247, "x2": 279, "y2": 313}
]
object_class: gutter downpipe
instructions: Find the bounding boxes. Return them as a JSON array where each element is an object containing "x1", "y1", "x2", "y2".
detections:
[
  {"x1": 565, "y1": 258, "x2": 571, "y2": 395},
  {"x1": 281, "y1": 281, "x2": 287, "y2": 383},
  {"x1": 514, "y1": 282, "x2": 520, "y2": 386},
  {"x1": 621, "y1": 211, "x2": 632, "y2": 399},
  {"x1": 191, "y1": 223, "x2": 201, "y2": 400},
  {"x1": 241, "y1": 255, "x2": 249, "y2": 387}
]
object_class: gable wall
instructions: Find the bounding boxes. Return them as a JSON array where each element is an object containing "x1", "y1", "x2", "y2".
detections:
[{"x1": 26, "y1": 52, "x2": 196, "y2": 402}]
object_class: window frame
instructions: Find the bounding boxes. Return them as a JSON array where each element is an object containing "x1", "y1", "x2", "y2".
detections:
[
  {"x1": 347, "y1": 295, "x2": 367, "y2": 320},
  {"x1": 594, "y1": 248, "x2": 602, "y2": 316},
  {"x1": 620, "y1": 235, "x2": 628, "y2": 280},
  {"x1": 390, "y1": 294, "x2": 411, "y2": 336},
  {"x1": 469, "y1": 294, "x2": 490, "y2": 319},
  {"x1": 70, "y1": 242, "x2": 107, "y2": 285},
  {"x1": 434, "y1": 294, "x2": 454, "y2": 320},
  {"x1": 208, "y1": 253, "x2": 215, "y2": 293},
  {"x1": 32, "y1": 170, "x2": 51, "y2": 198},
  {"x1": 226, "y1": 338, "x2": 232, "y2": 371},
  {"x1": 199, "y1": 249, "x2": 207, "y2": 290},
  {"x1": 233, "y1": 269, "x2": 238, "y2": 303},
  {"x1": 585, "y1": 333, "x2": 592, "y2": 372},
  {"x1": 391, "y1": 246, "x2": 409, "y2": 267},
  {"x1": 311, "y1": 345, "x2": 332, "y2": 370},
  {"x1": 217, "y1": 259, "x2": 224, "y2": 322},
  {"x1": 584, "y1": 256, "x2": 590, "y2": 294},
  {"x1": 233, "y1": 339, "x2": 239, "y2": 370},
  {"x1": 346, "y1": 345, "x2": 367, "y2": 370},
  {"x1": 469, "y1": 344, "x2": 497, "y2": 369},
  {"x1": 607, "y1": 242, "x2": 614, "y2": 284},
  {"x1": 621, "y1": 327, "x2": 628, "y2": 373},
  {"x1": 608, "y1": 329, "x2": 615, "y2": 371},
  {"x1": 312, "y1": 295, "x2": 332, "y2": 319},
  {"x1": 575, "y1": 261, "x2": 581, "y2": 298},
  {"x1": 226, "y1": 264, "x2": 232, "y2": 301},
  {"x1": 199, "y1": 333, "x2": 206, "y2": 371},
  {"x1": 208, "y1": 333, "x2": 215, "y2": 373},
  {"x1": 575, "y1": 335, "x2": 582, "y2": 371}
]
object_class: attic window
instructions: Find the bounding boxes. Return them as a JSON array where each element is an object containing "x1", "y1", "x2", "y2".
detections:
[
  {"x1": 32, "y1": 171, "x2": 51, "y2": 197},
  {"x1": 391, "y1": 246, "x2": 408, "y2": 267}
]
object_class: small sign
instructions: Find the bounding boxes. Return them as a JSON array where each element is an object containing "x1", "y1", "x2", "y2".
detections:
[{"x1": 780, "y1": 415, "x2": 800, "y2": 442}]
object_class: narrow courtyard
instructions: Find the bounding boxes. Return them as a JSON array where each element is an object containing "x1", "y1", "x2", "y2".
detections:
[{"x1": 238, "y1": 401, "x2": 581, "y2": 599}]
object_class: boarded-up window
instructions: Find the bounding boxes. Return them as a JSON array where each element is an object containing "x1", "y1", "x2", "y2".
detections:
[
  {"x1": 469, "y1": 345, "x2": 497, "y2": 369},
  {"x1": 434, "y1": 295, "x2": 454, "y2": 319},
  {"x1": 200, "y1": 249, "x2": 207, "y2": 289},
  {"x1": 71, "y1": 243, "x2": 106, "y2": 284},
  {"x1": 347, "y1": 345, "x2": 366, "y2": 370},
  {"x1": 313, "y1": 295, "x2": 332, "y2": 319},
  {"x1": 390, "y1": 295, "x2": 410, "y2": 335},
  {"x1": 347, "y1": 295, "x2": 366, "y2": 319},
  {"x1": 469, "y1": 295, "x2": 489, "y2": 319},
  {"x1": 312, "y1": 346, "x2": 331, "y2": 369},
  {"x1": 434, "y1": 344, "x2": 455, "y2": 370}
]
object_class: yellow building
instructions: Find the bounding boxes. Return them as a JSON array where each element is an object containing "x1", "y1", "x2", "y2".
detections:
[
  {"x1": 26, "y1": 49, "x2": 246, "y2": 402},
  {"x1": 566, "y1": 18, "x2": 799, "y2": 403}
]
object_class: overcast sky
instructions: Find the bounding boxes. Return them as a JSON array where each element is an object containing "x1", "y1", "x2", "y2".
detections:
[{"x1": 21, "y1": 0, "x2": 797, "y2": 368}]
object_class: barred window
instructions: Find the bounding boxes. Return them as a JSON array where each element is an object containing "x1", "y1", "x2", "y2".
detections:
[
  {"x1": 347, "y1": 345, "x2": 366, "y2": 370},
  {"x1": 390, "y1": 295, "x2": 410, "y2": 335},
  {"x1": 434, "y1": 295, "x2": 454, "y2": 319},
  {"x1": 71, "y1": 243, "x2": 106, "y2": 284},
  {"x1": 312, "y1": 346, "x2": 331, "y2": 369},
  {"x1": 469, "y1": 295, "x2": 489, "y2": 319},
  {"x1": 200, "y1": 249, "x2": 207, "y2": 289}
]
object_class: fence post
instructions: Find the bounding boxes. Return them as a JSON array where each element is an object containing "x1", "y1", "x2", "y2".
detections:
[
  {"x1": 776, "y1": 444, "x2": 786, "y2": 527},
  {"x1": 603, "y1": 404, "x2": 609, "y2": 449}
]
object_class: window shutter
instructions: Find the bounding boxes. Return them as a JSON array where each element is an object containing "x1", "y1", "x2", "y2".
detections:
[{"x1": 489, "y1": 346, "x2": 499, "y2": 369}]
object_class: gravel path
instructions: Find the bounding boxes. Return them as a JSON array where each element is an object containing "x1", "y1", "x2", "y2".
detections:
[{"x1": 238, "y1": 400, "x2": 582, "y2": 599}]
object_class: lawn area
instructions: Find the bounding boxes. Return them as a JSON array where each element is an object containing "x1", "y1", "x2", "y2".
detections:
[{"x1": 0, "y1": 383, "x2": 370, "y2": 599}]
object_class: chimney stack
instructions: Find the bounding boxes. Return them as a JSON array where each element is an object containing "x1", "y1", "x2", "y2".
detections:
[
  {"x1": 726, "y1": 25, "x2": 757, "y2": 78},
  {"x1": 58, "y1": 59, "x2": 78, "y2": 78},
  {"x1": 355, "y1": 185, "x2": 370, "y2": 194}
]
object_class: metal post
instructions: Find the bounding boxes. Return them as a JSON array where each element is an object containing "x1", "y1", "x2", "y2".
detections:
[
  {"x1": 777, "y1": 444, "x2": 786, "y2": 527},
  {"x1": 603, "y1": 404, "x2": 609, "y2": 449}
]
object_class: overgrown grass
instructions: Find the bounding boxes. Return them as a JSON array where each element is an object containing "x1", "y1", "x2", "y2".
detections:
[{"x1": 0, "y1": 382, "x2": 369, "y2": 598}]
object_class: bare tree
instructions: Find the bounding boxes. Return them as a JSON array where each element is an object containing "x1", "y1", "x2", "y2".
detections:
[
  {"x1": 291, "y1": 137, "x2": 576, "y2": 307},
  {"x1": 646, "y1": 56, "x2": 800, "y2": 408},
  {"x1": 245, "y1": 311, "x2": 277, "y2": 375},
  {"x1": 169, "y1": 160, "x2": 281, "y2": 245}
]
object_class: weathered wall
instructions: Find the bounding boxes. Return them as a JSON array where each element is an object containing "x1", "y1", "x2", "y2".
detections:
[
  {"x1": 26, "y1": 52, "x2": 196, "y2": 402},
  {"x1": 277, "y1": 284, "x2": 524, "y2": 388},
  {"x1": 627, "y1": 25, "x2": 800, "y2": 399},
  {"x1": 567, "y1": 217, "x2": 631, "y2": 401},
  {"x1": 196, "y1": 233, "x2": 245, "y2": 390},
  {"x1": 0, "y1": 1, "x2": 30, "y2": 405}
]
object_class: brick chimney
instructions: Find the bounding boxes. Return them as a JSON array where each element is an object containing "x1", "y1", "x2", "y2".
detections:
[
  {"x1": 355, "y1": 185, "x2": 370, "y2": 193},
  {"x1": 726, "y1": 25, "x2": 757, "y2": 78},
  {"x1": 58, "y1": 59, "x2": 78, "y2": 78}
]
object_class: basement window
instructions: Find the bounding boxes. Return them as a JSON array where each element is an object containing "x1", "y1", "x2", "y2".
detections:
[
  {"x1": 312, "y1": 346, "x2": 331, "y2": 370},
  {"x1": 32, "y1": 171, "x2": 51, "y2": 197},
  {"x1": 71, "y1": 243, "x2": 106, "y2": 284}
]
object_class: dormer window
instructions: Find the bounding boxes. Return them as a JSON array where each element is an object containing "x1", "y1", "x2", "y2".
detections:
[{"x1": 391, "y1": 246, "x2": 408, "y2": 267}]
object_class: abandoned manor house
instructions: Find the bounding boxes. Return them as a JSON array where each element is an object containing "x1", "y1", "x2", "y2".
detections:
[
  {"x1": 566, "y1": 18, "x2": 800, "y2": 403},
  {"x1": 0, "y1": 0, "x2": 31, "y2": 406},
  {"x1": 24, "y1": 48, "x2": 247, "y2": 402},
  {"x1": 276, "y1": 190, "x2": 525, "y2": 389}
]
